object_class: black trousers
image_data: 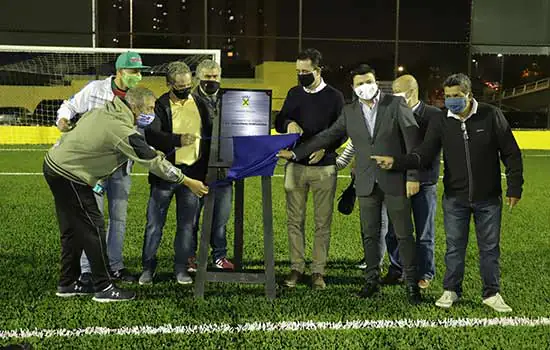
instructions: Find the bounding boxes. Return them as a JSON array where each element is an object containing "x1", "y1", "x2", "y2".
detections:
[
  {"x1": 43, "y1": 161, "x2": 112, "y2": 291},
  {"x1": 358, "y1": 184, "x2": 417, "y2": 285}
]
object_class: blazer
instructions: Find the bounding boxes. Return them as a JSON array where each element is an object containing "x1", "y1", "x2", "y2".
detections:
[{"x1": 293, "y1": 92, "x2": 420, "y2": 197}]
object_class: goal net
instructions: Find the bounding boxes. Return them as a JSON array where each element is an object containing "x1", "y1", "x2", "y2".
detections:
[{"x1": 0, "y1": 45, "x2": 221, "y2": 145}]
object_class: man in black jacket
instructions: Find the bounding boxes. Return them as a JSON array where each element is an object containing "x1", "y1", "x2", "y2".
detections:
[
  {"x1": 372, "y1": 73, "x2": 524, "y2": 312},
  {"x1": 382, "y1": 74, "x2": 443, "y2": 289},
  {"x1": 190, "y1": 59, "x2": 234, "y2": 272},
  {"x1": 140, "y1": 61, "x2": 213, "y2": 285}
]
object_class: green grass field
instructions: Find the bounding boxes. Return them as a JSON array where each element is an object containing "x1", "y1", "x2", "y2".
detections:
[{"x1": 1, "y1": 146, "x2": 549, "y2": 349}]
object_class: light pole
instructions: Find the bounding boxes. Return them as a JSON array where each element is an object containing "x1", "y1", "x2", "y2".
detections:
[{"x1": 498, "y1": 53, "x2": 504, "y2": 108}]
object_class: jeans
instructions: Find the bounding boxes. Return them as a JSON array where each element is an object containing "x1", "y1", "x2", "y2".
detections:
[
  {"x1": 386, "y1": 184, "x2": 437, "y2": 280},
  {"x1": 192, "y1": 183, "x2": 233, "y2": 262},
  {"x1": 81, "y1": 166, "x2": 131, "y2": 273},
  {"x1": 442, "y1": 195, "x2": 502, "y2": 298}
]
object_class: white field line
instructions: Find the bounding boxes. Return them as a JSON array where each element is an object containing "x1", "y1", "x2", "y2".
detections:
[
  {"x1": 1, "y1": 317, "x2": 550, "y2": 340},
  {"x1": 0, "y1": 173, "x2": 508, "y2": 179}
]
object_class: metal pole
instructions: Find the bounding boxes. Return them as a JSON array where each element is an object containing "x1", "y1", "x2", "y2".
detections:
[
  {"x1": 467, "y1": 0, "x2": 474, "y2": 76},
  {"x1": 129, "y1": 0, "x2": 133, "y2": 48},
  {"x1": 91, "y1": 0, "x2": 97, "y2": 48},
  {"x1": 204, "y1": 0, "x2": 208, "y2": 49},
  {"x1": 393, "y1": 0, "x2": 400, "y2": 79},
  {"x1": 298, "y1": 0, "x2": 303, "y2": 52},
  {"x1": 499, "y1": 55, "x2": 504, "y2": 109}
]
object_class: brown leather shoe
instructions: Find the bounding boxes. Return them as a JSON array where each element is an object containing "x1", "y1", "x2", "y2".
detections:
[
  {"x1": 418, "y1": 279, "x2": 431, "y2": 289},
  {"x1": 284, "y1": 270, "x2": 302, "y2": 288},
  {"x1": 311, "y1": 273, "x2": 326, "y2": 290}
]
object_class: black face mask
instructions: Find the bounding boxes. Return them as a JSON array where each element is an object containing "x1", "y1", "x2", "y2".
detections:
[
  {"x1": 172, "y1": 87, "x2": 191, "y2": 100},
  {"x1": 200, "y1": 80, "x2": 220, "y2": 95},
  {"x1": 298, "y1": 72, "x2": 315, "y2": 87}
]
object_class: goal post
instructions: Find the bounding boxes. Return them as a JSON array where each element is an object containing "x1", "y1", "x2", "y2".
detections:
[{"x1": 0, "y1": 45, "x2": 221, "y2": 145}]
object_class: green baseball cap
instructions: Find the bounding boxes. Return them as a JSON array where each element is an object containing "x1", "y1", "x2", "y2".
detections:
[{"x1": 115, "y1": 51, "x2": 150, "y2": 70}]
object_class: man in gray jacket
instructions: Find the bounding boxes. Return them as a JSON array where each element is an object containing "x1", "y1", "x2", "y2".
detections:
[{"x1": 44, "y1": 87, "x2": 208, "y2": 302}]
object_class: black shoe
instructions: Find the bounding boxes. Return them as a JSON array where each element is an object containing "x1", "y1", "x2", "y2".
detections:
[
  {"x1": 92, "y1": 284, "x2": 136, "y2": 303},
  {"x1": 79, "y1": 272, "x2": 93, "y2": 286},
  {"x1": 381, "y1": 272, "x2": 404, "y2": 285},
  {"x1": 109, "y1": 268, "x2": 137, "y2": 283},
  {"x1": 56, "y1": 281, "x2": 94, "y2": 298},
  {"x1": 406, "y1": 284, "x2": 422, "y2": 305},
  {"x1": 358, "y1": 283, "x2": 380, "y2": 298}
]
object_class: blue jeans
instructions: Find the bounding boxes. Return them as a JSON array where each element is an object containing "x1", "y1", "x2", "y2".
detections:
[
  {"x1": 193, "y1": 184, "x2": 233, "y2": 262},
  {"x1": 442, "y1": 195, "x2": 502, "y2": 298},
  {"x1": 386, "y1": 184, "x2": 437, "y2": 280},
  {"x1": 81, "y1": 166, "x2": 131, "y2": 273},
  {"x1": 141, "y1": 181, "x2": 200, "y2": 273}
]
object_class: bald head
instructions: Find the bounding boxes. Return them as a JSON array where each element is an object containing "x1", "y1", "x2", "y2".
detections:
[{"x1": 392, "y1": 74, "x2": 419, "y2": 108}]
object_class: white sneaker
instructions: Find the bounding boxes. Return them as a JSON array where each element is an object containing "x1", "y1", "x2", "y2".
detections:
[
  {"x1": 435, "y1": 290, "x2": 459, "y2": 309},
  {"x1": 483, "y1": 293, "x2": 512, "y2": 312}
]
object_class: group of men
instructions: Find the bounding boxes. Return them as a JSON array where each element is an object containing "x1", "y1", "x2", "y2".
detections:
[
  {"x1": 46, "y1": 52, "x2": 232, "y2": 302},
  {"x1": 44, "y1": 47, "x2": 524, "y2": 312},
  {"x1": 277, "y1": 48, "x2": 524, "y2": 312}
]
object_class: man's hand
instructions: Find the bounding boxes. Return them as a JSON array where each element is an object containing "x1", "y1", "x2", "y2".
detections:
[
  {"x1": 506, "y1": 197, "x2": 520, "y2": 211},
  {"x1": 308, "y1": 149, "x2": 325, "y2": 164},
  {"x1": 180, "y1": 133, "x2": 199, "y2": 146},
  {"x1": 277, "y1": 149, "x2": 294, "y2": 160},
  {"x1": 183, "y1": 177, "x2": 209, "y2": 197},
  {"x1": 57, "y1": 118, "x2": 70, "y2": 132},
  {"x1": 406, "y1": 181, "x2": 420, "y2": 198},
  {"x1": 287, "y1": 121, "x2": 304, "y2": 135},
  {"x1": 371, "y1": 156, "x2": 394, "y2": 170}
]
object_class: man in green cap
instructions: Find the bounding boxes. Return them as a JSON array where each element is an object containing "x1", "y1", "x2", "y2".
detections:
[{"x1": 55, "y1": 51, "x2": 150, "y2": 285}]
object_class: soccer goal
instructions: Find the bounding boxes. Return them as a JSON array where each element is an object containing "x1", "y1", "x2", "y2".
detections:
[{"x1": 0, "y1": 45, "x2": 221, "y2": 145}]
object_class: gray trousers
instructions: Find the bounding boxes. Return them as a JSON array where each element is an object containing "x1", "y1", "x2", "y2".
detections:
[{"x1": 358, "y1": 184, "x2": 417, "y2": 285}]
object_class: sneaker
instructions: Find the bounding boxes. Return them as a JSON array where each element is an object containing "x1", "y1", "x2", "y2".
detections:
[
  {"x1": 110, "y1": 268, "x2": 137, "y2": 283},
  {"x1": 79, "y1": 272, "x2": 93, "y2": 286},
  {"x1": 138, "y1": 270, "x2": 155, "y2": 285},
  {"x1": 56, "y1": 281, "x2": 94, "y2": 298},
  {"x1": 214, "y1": 257, "x2": 235, "y2": 271},
  {"x1": 175, "y1": 271, "x2": 193, "y2": 285},
  {"x1": 311, "y1": 273, "x2": 326, "y2": 290},
  {"x1": 418, "y1": 279, "x2": 431, "y2": 289},
  {"x1": 187, "y1": 256, "x2": 198, "y2": 273},
  {"x1": 356, "y1": 259, "x2": 367, "y2": 269},
  {"x1": 92, "y1": 285, "x2": 136, "y2": 303},
  {"x1": 435, "y1": 290, "x2": 459, "y2": 309},
  {"x1": 483, "y1": 293, "x2": 513, "y2": 313},
  {"x1": 284, "y1": 270, "x2": 302, "y2": 288}
]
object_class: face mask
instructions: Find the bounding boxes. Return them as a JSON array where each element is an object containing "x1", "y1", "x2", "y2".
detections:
[
  {"x1": 298, "y1": 72, "x2": 315, "y2": 87},
  {"x1": 354, "y1": 83, "x2": 378, "y2": 100},
  {"x1": 122, "y1": 73, "x2": 142, "y2": 89},
  {"x1": 200, "y1": 80, "x2": 220, "y2": 95},
  {"x1": 393, "y1": 92, "x2": 410, "y2": 105},
  {"x1": 136, "y1": 113, "x2": 155, "y2": 128},
  {"x1": 445, "y1": 96, "x2": 468, "y2": 114},
  {"x1": 172, "y1": 87, "x2": 191, "y2": 100}
]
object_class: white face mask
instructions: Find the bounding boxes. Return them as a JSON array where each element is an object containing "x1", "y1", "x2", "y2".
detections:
[
  {"x1": 354, "y1": 83, "x2": 378, "y2": 101},
  {"x1": 393, "y1": 92, "x2": 410, "y2": 105}
]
